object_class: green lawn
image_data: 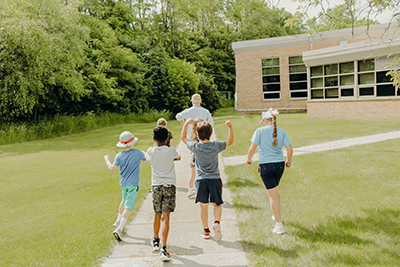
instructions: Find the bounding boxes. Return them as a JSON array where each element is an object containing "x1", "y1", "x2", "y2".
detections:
[
  {"x1": 0, "y1": 118, "x2": 183, "y2": 266},
  {"x1": 214, "y1": 112, "x2": 400, "y2": 157},
  {"x1": 1, "y1": 111, "x2": 399, "y2": 266},
  {"x1": 212, "y1": 114, "x2": 400, "y2": 266}
]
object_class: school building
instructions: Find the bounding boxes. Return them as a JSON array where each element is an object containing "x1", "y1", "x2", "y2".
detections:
[{"x1": 232, "y1": 23, "x2": 400, "y2": 119}]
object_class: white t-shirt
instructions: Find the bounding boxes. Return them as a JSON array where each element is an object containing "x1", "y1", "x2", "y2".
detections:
[
  {"x1": 175, "y1": 105, "x2": 214, "y2": 139},
  {"x1": 145, "y1": 146, "x2": 181, "y2": 186}
]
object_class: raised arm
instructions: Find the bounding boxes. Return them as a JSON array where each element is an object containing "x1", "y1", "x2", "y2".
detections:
[
  {"x1": 225, "y1": 120, "x2": 234, "y2": 147},
  {"x1": 104, "y1": 155, "x2": 118, "y2": 172},
  {"x1": 181, "y1": 118, "x2": 194, "y2": 145},
  {"x1": 246, "y1": 143, "x2": 258, "y2": 165},
  {"x1": 285, "y1": 145, "x2": 293, "y2": 167}
]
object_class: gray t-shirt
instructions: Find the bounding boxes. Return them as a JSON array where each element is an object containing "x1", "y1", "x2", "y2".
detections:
[{"x1": 187, "y1": 140, "x2": 226, "y2": 180}]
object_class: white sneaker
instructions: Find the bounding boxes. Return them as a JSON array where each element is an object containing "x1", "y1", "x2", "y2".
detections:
[
  {"x1": 271, "y1": 215, "x2": 275, "y2": 221},
  {"x1": 187, "y1": 188, "x2": 196, "y2": 199},
  {"x1": 113, "y1": 228, "x2": 123, "y2": 241},
  {"x1": 272, "y1": 225, "x2": 285, "y2": 234},
  {"x1": 212, "y1": 222, "x2": 222, "y2": 242}
]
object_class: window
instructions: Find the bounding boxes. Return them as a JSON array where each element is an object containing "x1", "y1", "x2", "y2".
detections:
[
  {"x1": 262, "y1": 58, "x2": 280, "y2": 100},
  {"x1": 289, "y1": 56, "x2": 307, "y2": 99},
  {"x1": 309, "y1": 57, "x2": 399, "y2": 100}
]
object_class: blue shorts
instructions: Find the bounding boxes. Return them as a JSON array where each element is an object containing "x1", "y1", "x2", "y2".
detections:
[
  {"x1": 258, "y1": 162, "x2": 285, "y2": 190},
  {"x1": 195, "y1": 179, "x2": 223, "y2": 205},
  {"x1": 121, "y1": 185, "x2": 139, "y2": 210}
]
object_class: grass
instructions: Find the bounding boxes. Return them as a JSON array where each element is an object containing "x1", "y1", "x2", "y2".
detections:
[
  {"x1": 0, "y1": 118, "x2": 182, "y2": 266},
  {"x1": 214, "y1": 112, "x2": 400, "y2": 157},
  {"x1": 211, "y1": 114, "x2": 400, "y2": 266},
  {"x1": 1, "y1": 110, "x2": 399, "y2": 266}
]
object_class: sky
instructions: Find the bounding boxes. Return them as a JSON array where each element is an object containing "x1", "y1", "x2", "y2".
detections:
[{"x1": 275, "y1": 0, "x2": 394, "y2": 23}]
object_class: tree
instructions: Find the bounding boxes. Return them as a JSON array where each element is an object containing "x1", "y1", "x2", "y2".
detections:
[{"x1": 0, "y1": 0, "x2": 90, "y2": 122}]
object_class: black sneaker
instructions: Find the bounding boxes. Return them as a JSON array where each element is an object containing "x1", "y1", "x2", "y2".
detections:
[
  {"x1": 151, "y1": 237, "x2": 160, "y2": 251},
  {"x1": 201, "y1": 228, "x2": 211, "y2": 239},
  {"x1": 160, "y1": 247, "x2": 171, "y2": 261}
]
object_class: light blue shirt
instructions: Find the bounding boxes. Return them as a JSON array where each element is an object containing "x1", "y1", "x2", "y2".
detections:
[
  {"x1": 113, "y1": 149, "x2": 145, "y2": 187},
  {"x1": 176, "y1": 105, "x2": 214, "y2": 139},
  {"x1": 187, "y1": 140, "x2": 226, "y2": 180},
  {"x1": 251, "y1": 126, "x2": 291, "y2": 164}
]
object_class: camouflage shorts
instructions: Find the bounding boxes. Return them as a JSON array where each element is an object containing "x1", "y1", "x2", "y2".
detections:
[{"x1": 152, "y1": 184, "x2": 176, "y2": 214}]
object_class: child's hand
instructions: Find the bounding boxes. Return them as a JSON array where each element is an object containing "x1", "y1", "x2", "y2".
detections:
[
  {"x1": 225, "y1": 120, "x2": 232, "y2": 128},
  {"x1": 246, "y1": 160, "x2": 252, "y2": 165},
  {"x1": 186, "y1": 118, "x2": 194, "y2": 124},
  {"x1": 104, "y1": 155, "x2": 110, "y2": 161}
]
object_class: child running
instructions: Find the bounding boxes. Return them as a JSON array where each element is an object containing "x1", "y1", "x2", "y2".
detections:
[
  {"x1": 187, "y1": 117, "x2": 205, "y2": 199},
  {"x1": 181, "y1": 119, "x2": 233, "y2": 241},
  {"x1": 156, "y1": 118, "x2": 175, "y2": 148},
  {"x1": 246, "y1": 108, "x2": 293, "y2": 234},
  {"x1": 104, "y1": 131, "x2": 146, "y2": 241},
  {"x1": 145, "y1": 126, "x2": 181, "y2": 261}
]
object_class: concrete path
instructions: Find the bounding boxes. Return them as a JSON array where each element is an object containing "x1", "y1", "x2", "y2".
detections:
[
  {"x1": 101, "y1": 133, "x2": 249, "y2": 267},
  {"x1": 223, "y1": 130, "x2": 400, "y2": 166},
  {"x1": 101, "y1": 130, "x2": 400, "y2": 266}
]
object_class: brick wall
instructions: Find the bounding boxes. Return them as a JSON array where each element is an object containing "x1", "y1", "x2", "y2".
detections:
[{"x1": 308, "y1": 100, "x2": 400, "y2": 119}]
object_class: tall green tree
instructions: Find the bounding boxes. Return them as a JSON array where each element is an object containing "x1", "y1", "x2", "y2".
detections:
[{"x1": 0, "y1": 0, "x2": 90, "y2": 122}]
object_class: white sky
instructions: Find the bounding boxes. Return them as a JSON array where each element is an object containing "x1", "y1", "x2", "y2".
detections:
[{"x1": 275, "y1": 0, "x2": 394, "y2": 23}]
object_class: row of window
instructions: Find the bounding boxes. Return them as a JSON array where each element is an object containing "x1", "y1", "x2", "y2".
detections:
[{"x1": 261, "y1": 56, "x2": 399, "y2": 101}]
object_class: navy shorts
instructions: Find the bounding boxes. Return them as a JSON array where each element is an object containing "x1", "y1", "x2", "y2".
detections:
[
  {"x1": 195, "y1": 179, "x2": 223, "y2": 205},
  {"x1": 259, "y1": 162, "x2": 285, "y2": 190}
]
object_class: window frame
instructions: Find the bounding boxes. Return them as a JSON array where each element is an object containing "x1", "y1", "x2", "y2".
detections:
[
  {"x1": 308, "y1": 57, "x2": 399, "y2": 101},
  {"x1": 289, "y1": 55, "x2": 308, "y2": 100},
  {"x1": 262, "y1": 57, "x2": 281, "y2": 101}
]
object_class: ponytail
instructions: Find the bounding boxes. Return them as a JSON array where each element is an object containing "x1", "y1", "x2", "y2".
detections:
[{"x1": 272, "y1": 115, "x2": 277, "y2": 147}]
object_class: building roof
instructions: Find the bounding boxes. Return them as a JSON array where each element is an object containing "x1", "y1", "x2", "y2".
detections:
[
  {"x1": 302, "y1": 36, "x2": 400, "y2": 67},
  {"x1": 232, "y1": 23, "x2": 400, "y2": 53}
]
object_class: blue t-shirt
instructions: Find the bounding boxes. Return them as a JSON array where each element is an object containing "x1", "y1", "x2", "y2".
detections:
[
  {"x1": 113, "y1": 149, "x2": 145, "y2": 187},
  {"x1": 251, "y1": 126, "x2": 291, "y2": 164},
  {"x1": 187, "y1": 140, "x2": 226, "y2": 180}
]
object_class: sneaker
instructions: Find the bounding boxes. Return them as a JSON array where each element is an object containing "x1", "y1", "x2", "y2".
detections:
[
  {"x1": 187, "y1": 188, "x2": 196, "y2": 199},
  {"x1": 272, "y1": 225, "x2": 285, "y2": 234},
  {"x1": 113, "y1": 221, "x2": 120, "y2": 228},
  {"x1": 201, "y1": 229, "x2": 211, "y2": 239},
  {"x1": 271, "y1": 215, "x2": 275, "y2": 221},
  {"x1": 151, "y1": 237, "x2": 160, "y2": 251},
  {"x1": 159, "y1": 247, "x2": 171, "y2": 262},
  {"x1": 212, "y1": 222, "x2": 222, "y2": 242},
  {"x1": 113, "y1": 228, "x2": 122, "y2": 241}
]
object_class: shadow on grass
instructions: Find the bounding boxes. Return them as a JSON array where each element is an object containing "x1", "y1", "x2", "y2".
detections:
[
  {"x1": 240, "y1": 208, "x2": 400, "y2": 265},
  {"x1": 228, "y1": 178, "x2": 261, "y2": 189}
]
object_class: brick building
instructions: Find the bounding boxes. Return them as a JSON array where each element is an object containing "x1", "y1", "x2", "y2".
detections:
[{"x1": 232, "y1": 23, "x2": 400, "y2": 119}]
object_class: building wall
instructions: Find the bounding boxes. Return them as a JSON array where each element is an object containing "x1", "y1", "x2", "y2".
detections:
[
  {"x1": 235, "y1": 42, "x2": 341, "y2": 114},
  {"x1": 308, "y1": 99, "x2": 400, "y2": 119}
]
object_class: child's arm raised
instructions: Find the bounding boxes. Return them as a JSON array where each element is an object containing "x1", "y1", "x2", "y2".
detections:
[
  {"x1": 104, "y1": 155, "x2": 118, "y2": 172},
  {"x1": 225, "y1": 120, "x2": 234, "y2": 147},
  {"x1": 181, "y1": 118, "x2": 194, "y2": 145}
]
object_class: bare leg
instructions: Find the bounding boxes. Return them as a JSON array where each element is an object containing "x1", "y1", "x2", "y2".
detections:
[
  {"x1": 118, "y1": 201, "x2": 125, "y2": 215},
  {"x1": 189, "y1": 167, "x2": 196, "y2": 188},
  {"x1": 161, "y1": 212, "x2": 170, "y2": 247},
  {"x1": 267, "y1": 187, "x2": 281, "y2": 222},
  {"x1": 200, "y1": 203, "x2": 209, "y2": 229},
  {"x1": 212, "y1": 203, "x2": 222, "y2": 222},
  {"x1": 153, "y1": 213, "x2": 162, "y2": 238}
]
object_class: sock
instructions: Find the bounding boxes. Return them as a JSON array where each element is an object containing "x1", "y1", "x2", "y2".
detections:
[
  {"x1": 115, "y1": 213, "x2": 122, "y2": 223},
  {"x1": 276, "y1": 222, "x2": 283, "y2": 227},
  {"x1": 118, "y1": 217, "x2": 127, "y2": 230}
]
